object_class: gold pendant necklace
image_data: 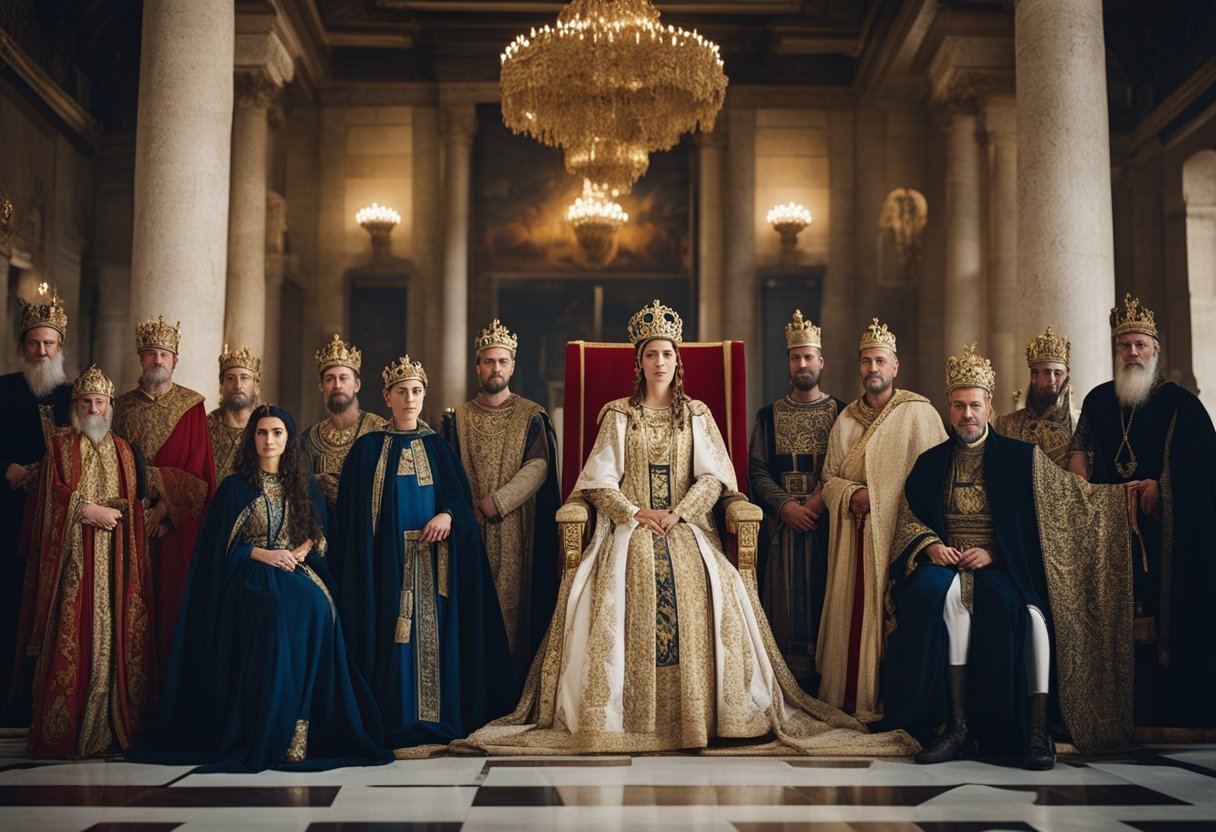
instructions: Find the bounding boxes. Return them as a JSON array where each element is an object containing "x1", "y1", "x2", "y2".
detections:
[{"x1": 1115, "y1": 405, "x2": 1138, "y2": 479}]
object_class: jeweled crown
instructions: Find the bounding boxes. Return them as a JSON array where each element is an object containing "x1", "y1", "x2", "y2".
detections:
[
  {"x1": 946, "y1": 343, "x2": 996, "y2": 396},
  {"x1": 382, "y1": 355, "x2": 428, "y2": 389},
  {"x1": 859, "y1": 318, "x2": 897, "y2": 353},
  {"x1": 218, "y1": 344, "x2": 261, "y2": 377},
  {"x1": 474, "y1": 319, "x2": 519, "y2": 356},
  {"x1": 135, "y1": 315, "x2": 182, "y2": 354},
  {"x1": 627, "y1": 299, "x2": 683, "y2": 346},
  {"x1": 18, "y1": 284, "x2": 68, "y2": 340},
  {"x1": 1110, "y1": 293, "x2": 1158, "y2": 339},
  {"x1": 72, "y1": 365, "x2": 115, "y2": 400},
  {"x1": 316, "y1": 333, "x2": 362, "y2": 375},
  {"x1": 785, "y1": 309, "x2": 822, "y2": 351},
  {"x1": 1025, "y1": 326, "x2": 1070, "y2": 367}
]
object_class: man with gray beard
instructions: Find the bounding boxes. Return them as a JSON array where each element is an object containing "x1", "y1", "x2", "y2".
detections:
[
  {"x1": 206, "y1": 345, "x2": 262, "y2": 482},
  {"x1": 1069, "y1": 294, "x2": 1216, "y2": 730},
  {"x1": 301, "y1": 334, "x2": 387, "y2": 531},
  {"x1": 0, "y1": 288, "x2": 72, "y2": 722}
]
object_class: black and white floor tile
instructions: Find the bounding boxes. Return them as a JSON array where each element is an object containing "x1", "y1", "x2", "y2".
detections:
[{"x1": 2, "y1": 735, "x2": 1214, "y2": 831}]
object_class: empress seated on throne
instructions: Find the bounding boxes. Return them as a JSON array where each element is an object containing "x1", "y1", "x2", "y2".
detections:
[{"x1": 461, "y1": 301, "x2": 918, "y2": 756}]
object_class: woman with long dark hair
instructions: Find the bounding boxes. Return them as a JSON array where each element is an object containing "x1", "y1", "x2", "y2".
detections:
[{"x1": 132, "y1": 404, "x2": 391, "y2": 771}]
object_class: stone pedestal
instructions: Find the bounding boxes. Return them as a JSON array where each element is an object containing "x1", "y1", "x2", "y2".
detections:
[
  {"x1": 984, "y1": 96, "x2": 1018, "y2": 412},
  {"x1": 943, "y1": 105, "x2": 985, "y2": 359},
  {"x1": 130, "y1": 0, "x2": 234, "y2": 403},
  {"x1": 1015, "y1": 0, "x2": 1116, "y2": 401},
  {"x1": 439, "y1": 104, "x2": 476, "y2": 411}
]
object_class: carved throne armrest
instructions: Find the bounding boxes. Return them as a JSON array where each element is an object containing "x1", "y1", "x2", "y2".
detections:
[
  {"x1": 722, "y1": 495, "x2": 763, "y2": 574},
  {"x1": 556, "y1": 497, "x2": 590, "y2": 572}
]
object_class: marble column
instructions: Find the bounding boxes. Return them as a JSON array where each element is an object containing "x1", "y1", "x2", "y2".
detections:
[
  {"x1": 439, "y1": 104, "x2": 476, "y2": 410},
  {"x1": 1183, "y1": 151, "x2": 1216, "y2": 413},
  {"x1": 723, "y1": 107, "x2": 759, "y2": 415},
  {"x1": 942, "y1": 102, "x2": 985, "y2": 359},
  {"x1": 263, "y1": 190, "x2": 288, "y2": 403},
  {"x1": 697, "y1": 128, "x2": 725, "y2": 341},
  {"x1": 983, "y1": 96, "x2": 1018, "y2": 413},
  {"x1": 225, "y1": 33, "x2": 293, "y2": 367},
  {"x1": 1015, "y1": 0, "x2": 1115, "y2": 401},
  {"x1": 130, "y1": 0, "x2": 233, "y2": 403}
]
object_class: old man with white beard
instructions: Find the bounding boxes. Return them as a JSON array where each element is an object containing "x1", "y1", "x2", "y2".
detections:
[
  {"x1": 0, "y1": 287, "x2": 73, "y2": 722},
  {"x1": 1069, "y1": 294, "x2": 1216, "y2": 730}
]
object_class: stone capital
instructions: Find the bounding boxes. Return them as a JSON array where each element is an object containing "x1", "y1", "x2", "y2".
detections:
[
  {"x1": 234, "y1": 31, "x2": 293, "y2": 109},
  {"x1": 440, "y1": 105, "x2": 478, "y2": 146},
  {"x1": 234, "y1": 70, "x2": 282, "y2": 110},
  {"x1": 981, "y1": 95, "x2": 1017, "y2": 144}
]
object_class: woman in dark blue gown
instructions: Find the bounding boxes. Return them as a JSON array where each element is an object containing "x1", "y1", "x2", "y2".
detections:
[{"x1": 132, "y1": 405, "x2": 391, "y2": 772}]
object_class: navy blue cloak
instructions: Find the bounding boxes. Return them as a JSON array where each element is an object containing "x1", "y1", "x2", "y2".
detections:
[
  {"x1": 880, "y1": 432, "x2": 1051, "y2": 757},
  {"x1": 333, "y1": 428, "x2": 517, "y2": 748},
  {"x1": 130, "y1": 475, "x2": 391, "y2": 772}
]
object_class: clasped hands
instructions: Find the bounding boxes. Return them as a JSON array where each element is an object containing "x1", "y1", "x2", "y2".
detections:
[
  {"x1": 142, "y1": 499, "x2": 172, "y2": 540},
  {"x1": 779, "y1": 492, "x2": 826, "y2": 533},
  {"x1": 253, "y1": 539, "x2": 315, "y2": 571},
  {"x1": 926, "y1": 541, "x2": 993, "y2": 570},
  {"x1": 80, "y1": 502, "x2": 122, "y2": 531},
  {"x1": 635, "y1": 506, "x2": 680, "y2": 537}
]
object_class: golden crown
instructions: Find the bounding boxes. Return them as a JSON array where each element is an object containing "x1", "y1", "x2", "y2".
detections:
[
  {"x1": 72, "y1": 365, "x2": 115, "y2": 400},
  {"x1": 382, "y1": 355, "x2": 428, "y2": 389},
  {"x1": 627, "y1": 299, "x2": 683, "y2": 346},
  {"x1": 18, "y1": 284, "x2": 68, "y2": 340},
  {"x1": 785, "y1": 309, "x2": 822, "y2": 351},
  {"x1": 316, "y1": 333, "x2": 362, "y2": 375},
  {"x1": 474, "y1": 319, "x2": 519, "y2": 356},
  {"x1": 946, "y1": 343, "x2": 996, "y2": 396},
  {"x1": 218, "y1": 343, "x2": 261, "y2": 377},
  {"x1": 1110, "y1": 293, "x2": 1158, "y2": 339},
  {"x1": 859, "y1": 317, "x2": 897, "y2": 353},
  {"x1": 1025, "y1": 326, "x2": 1070, "y2": 367},
  {"x1": 135, "y1": 315, "x2": 182, "y2": 354}
]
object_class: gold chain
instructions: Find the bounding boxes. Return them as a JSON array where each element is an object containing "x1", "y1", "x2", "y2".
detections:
[{"x1": 1115, "y1": 405, "x2": 1138, "y2": 479}]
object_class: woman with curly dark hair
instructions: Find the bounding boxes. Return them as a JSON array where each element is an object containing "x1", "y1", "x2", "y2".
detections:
[{"x1": 132, "y1": 404, "x2": 391, "y2": 772}]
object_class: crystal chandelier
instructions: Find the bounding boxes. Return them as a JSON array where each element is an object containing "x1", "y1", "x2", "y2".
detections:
[
  {"x1": 500, "y1": 0, "x2": 727, "y2": 195},
  {"x1": 568, "y1": 181, "x2": 629, "y2": 268},
  {"x1": 767, "y1": 202, "x2": 812, "y2": 249}
]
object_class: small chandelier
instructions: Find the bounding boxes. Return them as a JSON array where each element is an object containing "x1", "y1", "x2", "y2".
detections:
[
  {"x1": 568, "y1": 181, "x2": 628, "y2": 268},
  {"x1": 767, "y1": 202, "x2": 812, "y2": 249},
  {"x1": 356, "y1": 203, "x2": 400, "y2": 257},
  {"x1": 0, "y1": 183, "x2": 15, "y2": 258},
  {"x1": 500, "y1": 0, "x2": 727, "y2": 195}
]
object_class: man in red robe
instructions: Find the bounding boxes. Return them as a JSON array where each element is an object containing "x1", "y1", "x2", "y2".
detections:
[
  {"x1": 113, "y1": 317, "x2": 215, "y2": 673},
  {"x1": 17, "y1": 366, "x2": 155, "y2": 757}
]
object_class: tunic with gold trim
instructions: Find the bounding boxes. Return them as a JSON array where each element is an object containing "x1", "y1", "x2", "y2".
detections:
[{"x1": 332, "y1": 426, "x2": 516, "y2": 749}]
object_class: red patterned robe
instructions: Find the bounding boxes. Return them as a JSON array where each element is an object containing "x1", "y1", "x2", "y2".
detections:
[
  {"x1": 16, "y1": 430, "x2": 155, "y2": 757},
  {"x1": 113, "y1": 384, "x2": 215, "y2": 673}
]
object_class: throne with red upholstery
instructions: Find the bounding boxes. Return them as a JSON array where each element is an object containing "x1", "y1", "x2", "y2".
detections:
[{"x1": 555, "y1": 340, "x2": 763, "y2": 575}]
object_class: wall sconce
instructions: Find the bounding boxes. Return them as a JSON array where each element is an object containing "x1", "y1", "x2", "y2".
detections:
[
  {"x1": 767, "y1": 202, "x2": 812, "y2": 250},
  {"x1": 356, "y1": 202, "x2": 400, "y2": 258}
]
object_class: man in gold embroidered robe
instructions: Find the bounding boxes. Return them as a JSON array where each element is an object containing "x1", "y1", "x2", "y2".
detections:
[
  {"x1": 113, "y1": 317, "x2": 215, "y2": 673},
  {"x1": 818, "y1": 319, "x2": 946, "y2": 721},
  {"x1": 205, "y1": 345, "x2": 261, "y2": 482},
  {"x1": 993, "y1": 328, "x2": 1079, "y2": 468},
  {"x1": 17, "y1": 367, "x2": 155, "y2": 758},
  {"x1": 301, "y1": 334, "x2": 387, "y2": 532},
  {"x1": 749, "y1": 311, "x2": 844, "y2": 690},
  {"x1": 444, "y1": 320, "x2": 559, "y2": 679}
]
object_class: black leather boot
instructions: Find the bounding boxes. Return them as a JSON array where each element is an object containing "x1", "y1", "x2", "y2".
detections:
[
  {"x1": 914, "y1": 665, "x2": 973, "y2": 764},
  {"x1": 1023, "y1": 692, "x2": 1056, "y2": 770}
]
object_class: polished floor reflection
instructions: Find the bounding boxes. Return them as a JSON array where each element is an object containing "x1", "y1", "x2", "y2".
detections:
[{"x1": 1, "y1": 735, "x2": 1214, "y2": 831}]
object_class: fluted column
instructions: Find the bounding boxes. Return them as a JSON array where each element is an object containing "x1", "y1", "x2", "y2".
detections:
[
  {"x1": 1015, "y1": 0, "x2": 1115, "y2": 401},
  {"x1": 942, "y1": 102, "x2": 985, "y2": 358},
  {"x1": 131, "y1": 0, "x2": 233, "y2": 402},
  {"x1": 697, "y1": 128, "x2": 725, "y2": 341},
  {"x1": 984, "y1": 96, "x2": 1018, "y2": 412},
  {"x1": 225, "y1": 33, "x2": 293, "y2": 365},
  {"x1": 439, "y1": 104, "x2": 476, "y2": 410}
]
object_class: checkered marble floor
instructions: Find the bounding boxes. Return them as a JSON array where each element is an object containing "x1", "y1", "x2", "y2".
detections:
[{"x1": 2, "y1": 735, "x2": 1215, "y2": 831}]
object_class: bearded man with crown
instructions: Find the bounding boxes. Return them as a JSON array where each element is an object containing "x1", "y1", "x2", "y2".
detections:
[
  {"x1": 15, "y1": 366, "x2": 155, "y2": 758},
  {"x1": 993, "y1": 327, "x2": 1081, "y2": 468},
  {"x1": 332, "y1": 355, "x2": 516, "y2": 752},
  {"x1": 816, "y1": 319, "x2": 945, "y2": 722},
  {"x1": 462, "y1": 301, "x2": 919, "y2": 757},
  {"x1": 113, "y1": 317, "x2": 215, "y2": 676},
  {"x1": 206, "y1": 344, "x2": 262, "y2": 482},
  {"x1": 1, "y1": 287, "x2": 73, "y2": 718},
  {"x1": 1067, "y1": 295, "x2": 1216, "y2": 729},
  {"x1": 748, "y1": 310, "x2": 845, "y2": 692},
  {"x1": 443, "y1": 319, "x2": 560, "y2": 681},
  {"x1": 882, "y1": 345, "x2": 1137, "y2": 768}
]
